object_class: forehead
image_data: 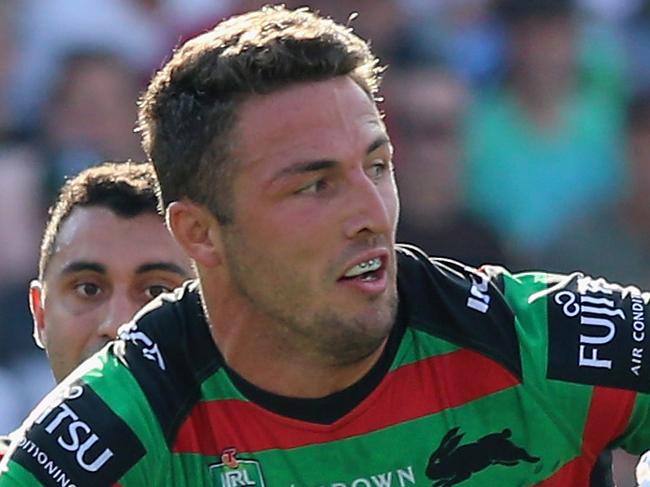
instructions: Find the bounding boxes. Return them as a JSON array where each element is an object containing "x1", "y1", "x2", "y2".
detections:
[
  {"x1": 233, "y1": 76, "x2": 387, "y2": 170},
  {"x1": 46, "y1": 207, "x2": 186, "y2": 279}
]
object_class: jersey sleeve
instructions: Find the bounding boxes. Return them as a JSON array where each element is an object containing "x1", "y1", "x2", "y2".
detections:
[
  {"x1": 499, "y1": 269, "x2": 650, "y2": 455},
  {"x1": 0, "y1": 342, "x2": 167, "y2": 486}
]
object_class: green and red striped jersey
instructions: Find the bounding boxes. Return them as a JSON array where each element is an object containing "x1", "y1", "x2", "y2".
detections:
[{"x1": 1, "y1": 244, "x2": 649, "y2": 486}]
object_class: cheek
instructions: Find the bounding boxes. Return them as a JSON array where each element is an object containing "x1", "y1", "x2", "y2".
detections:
[
  {"x1": 238, "y1": 218, "x2": 331, "y2": 288},
  {"x1": 44, "y1": 307, "x2": 95, "y2": 355},
  {"x1": 246, "y1": 204, "x2": 332, "y2": 252},
  {"x1": 384, "y1": 181, "x2": 400, "y2": 228}
]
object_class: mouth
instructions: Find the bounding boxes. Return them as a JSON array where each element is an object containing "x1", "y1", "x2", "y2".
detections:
[
  {"x1": 340, "y1": 256, "x2": 384, "y2": 281},
  {"x1": 337, "y1": 251, "x2": 390, "y2": 295}
]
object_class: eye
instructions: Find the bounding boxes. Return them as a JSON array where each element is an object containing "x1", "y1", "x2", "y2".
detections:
[
  {"x1": 74, "y1": 282, "x2": 102, "y2": 298},
  {"x1": 368, "y1": 160, "x2": 389, "y2": 181},
  {"x1": 297, "y1": 178, "x2": 328, "y2": 195},
  {"x1": 145, "y1": 284, "x2": 173, "y2": 299}
]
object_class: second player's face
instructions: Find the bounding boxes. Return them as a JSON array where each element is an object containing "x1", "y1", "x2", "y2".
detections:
[{"x1": 32, "y1": 207, "x2": 192, "y2": 382}]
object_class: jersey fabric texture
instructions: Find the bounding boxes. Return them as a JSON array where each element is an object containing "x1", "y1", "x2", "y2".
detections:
[{"x1": 1, "y1": 244, "x2": 649, "y2": 486}]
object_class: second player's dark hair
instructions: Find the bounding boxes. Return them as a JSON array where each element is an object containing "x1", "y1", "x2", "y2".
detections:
[{"x1": 39, "y1": 161, "x2": 161, "y2": 280}]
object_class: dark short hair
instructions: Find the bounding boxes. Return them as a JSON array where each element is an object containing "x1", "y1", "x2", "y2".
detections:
[
  {"x1": 39, "y1": 161, "x2": 161, "y2": 280},
  {"x1": 137, "y1": 5, "x2": 383, "y2": 224}
]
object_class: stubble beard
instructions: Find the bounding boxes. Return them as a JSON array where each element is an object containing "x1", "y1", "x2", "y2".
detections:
[
  {"x1": 248, "y1": 284, "x2": 398, "y2": 367},
  {"x1": 223, "y1": 239, "x2": 399, "y2": 367}
]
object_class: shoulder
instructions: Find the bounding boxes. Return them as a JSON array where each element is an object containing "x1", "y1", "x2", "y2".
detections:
[
  {"x1": 398, "y1": 244, "x2": 650, "y2": 393},
  {"x1": 396, "y1": 244, "x2": 521, "y2": 377},
  {"x1": 113, "y1": 280, "x2": 223, "y2": 442}
]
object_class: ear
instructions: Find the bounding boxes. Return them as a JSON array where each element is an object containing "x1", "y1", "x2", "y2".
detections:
[
  {"x1": 167, "y1": 200, "x2": 223, "y2": 267},
  {"x1": 29, "y1": 280, "x2": 46, "y2": 349}
]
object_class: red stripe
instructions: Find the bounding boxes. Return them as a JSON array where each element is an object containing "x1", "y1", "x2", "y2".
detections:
[
  {"x1": 173, "y1": 348, "x2": 519, "y2": 454},
  {"x1": 583, "y1": 386, "x2": 635, "y2": 454},
  {"x1": 534, "y1": 457, "x2": 584, "y2": 486},
  {"x1": 536, "y1": 386, "x2": 636, "y2": 486}
]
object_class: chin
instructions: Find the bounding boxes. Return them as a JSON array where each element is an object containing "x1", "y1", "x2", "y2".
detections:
[{"x1": 356, "y1": 299, "x2": 397, "y2": 339}]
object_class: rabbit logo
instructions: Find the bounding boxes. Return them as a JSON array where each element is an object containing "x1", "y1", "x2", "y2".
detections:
[{"x1": 425, "y1": 427, "x2": 540, "y2": 486}]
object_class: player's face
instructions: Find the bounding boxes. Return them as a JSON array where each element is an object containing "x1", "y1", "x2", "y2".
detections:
[
  {"x1": 31, "y1": 207, "x2": 192, "y2": 382},
  {"x1": 221, "y1": 76, "x2": 399, "y2": 363}
]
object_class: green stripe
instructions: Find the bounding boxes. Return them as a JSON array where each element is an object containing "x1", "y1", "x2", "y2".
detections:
[
  {"x1": 504, "y1": 272, "x2": 594, "y2": 453},
  {"x1": 503, "y1": 272, "x2": 550, "y2": 388},
  {"x1": 200, "y1": 367, "x2": 249, "y2": 402},
  {"x1": 83, "y1": 350, "x2": 170, "y2": 485},
  {"x1": 390, "y1": 328, "x2": 460, "y2": 371},
  {"x1": 0, "y1": 460, "x2": 42, "y2": 486},
  {"x1": 619, "y1": 394, "x2": 650, "y2": 453}
]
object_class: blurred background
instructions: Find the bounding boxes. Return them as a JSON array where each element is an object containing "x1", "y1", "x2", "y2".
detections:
[{"x1": 0, "y1": 0, "x2": 648, "y2": 483}]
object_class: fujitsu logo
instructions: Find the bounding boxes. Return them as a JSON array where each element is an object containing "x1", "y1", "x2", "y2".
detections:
[
  {"x1": 33, "y1": 386, "x2": 114, "y2": 472},
  {"x1": 467, "y1": 274, "x2": 490, "y2": 314},
  {"x1": 554, "y1": 277, "x2": 625, "y2": 370}
]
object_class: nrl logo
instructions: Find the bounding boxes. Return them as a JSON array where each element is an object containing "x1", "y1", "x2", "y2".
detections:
[{"x1": 209, "y1": 448, "x2": 267, "y2": 487}]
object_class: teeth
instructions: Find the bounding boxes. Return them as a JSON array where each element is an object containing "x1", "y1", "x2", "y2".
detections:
[{"x1": 344, "y1": 258, "x2": 382, "y2": 278}]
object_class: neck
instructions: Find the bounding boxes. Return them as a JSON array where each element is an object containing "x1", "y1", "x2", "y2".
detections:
[{"x1": 198, "y1": 271, "x2": 389, "y2": 398}]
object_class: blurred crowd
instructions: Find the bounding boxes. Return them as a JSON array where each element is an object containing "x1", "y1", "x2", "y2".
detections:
[{"x1": 1, "y1": 0, "x2": 650, "y2": 482}]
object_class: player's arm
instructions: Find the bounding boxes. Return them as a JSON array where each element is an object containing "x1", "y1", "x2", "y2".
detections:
[
  {"x1": 504, "y1": 270, "x2": 650, "y2": 454},
  {"x1": 0, "y1": 349, "x2": 164, "y2": 486}
]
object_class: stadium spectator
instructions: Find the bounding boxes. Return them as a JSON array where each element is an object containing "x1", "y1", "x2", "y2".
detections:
[
  {"x1": 543, "y1": 89, "x2": 650, "y2": 287},
  {"x1": 385, "y1": 66, "x2": 511, "y2": 267},
  {"x1": 39, "y1": 50, "x2": 145, "y2": 197},
  {"x1": 8, "y1": 0, "x2": 232, "y2": 131},
  {"x1": 396, "y1": 0, "x2": 506, "y2": 86},
  {"x1": 463, "y1": 0, "x2": 626, "y2": 262}
]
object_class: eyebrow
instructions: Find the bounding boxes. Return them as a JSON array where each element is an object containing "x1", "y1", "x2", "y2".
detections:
[
  {"x1": 60, "y1": 261, "x2": 106, "y2": 276},
  {"x1": 271, "y1": 135, "x2": 392, "y2": 181},
  {"x1": 60, "y1": 261, "x2": 189, "y2": 277},
  {"x1": 136, "y1": 262, "x2": 190, "y2": 277}
]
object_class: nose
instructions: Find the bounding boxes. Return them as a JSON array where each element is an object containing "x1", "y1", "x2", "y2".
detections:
[
  {"x1": 341, "y1": 169, "x2": 397, "y2": 240},
  {"x1": 97, "y1": 291, "x2": 140, "y2": 340}
]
